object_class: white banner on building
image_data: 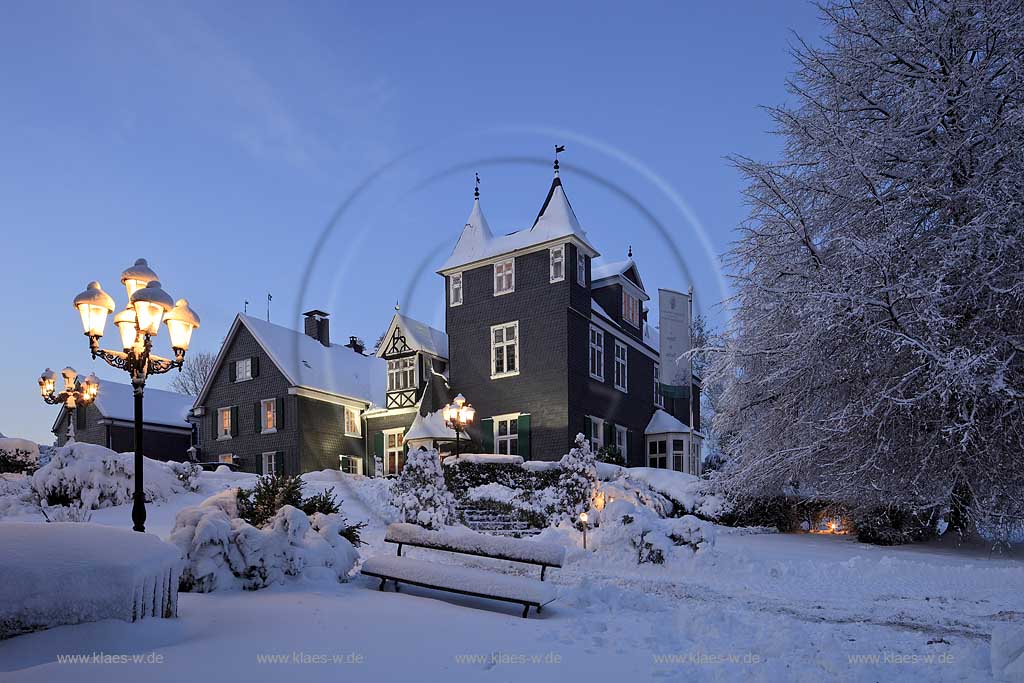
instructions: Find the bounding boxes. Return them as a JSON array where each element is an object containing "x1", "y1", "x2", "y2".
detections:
[{"x1": 658, "y1": 288, "x2": 692, "y2": 397}]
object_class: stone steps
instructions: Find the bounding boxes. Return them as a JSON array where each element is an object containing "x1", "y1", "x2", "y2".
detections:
[{"x1": 457, "y1": 505, "x2": 542, "y2": 538}]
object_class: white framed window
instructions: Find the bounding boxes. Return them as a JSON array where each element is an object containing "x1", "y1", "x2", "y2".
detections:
[
  {"x1": 654, "y1": 362, "x2": 664, "y2": 408},
  {"x1": 614, "y1": 340, "x2": 628, "y2": 391},
  {"x1": 494, "y1": 414, "x2": 519, "y2": 455},
  {"x1": 587, "y1": 416, "x2": 604, "y2": 453},
  {"x1": 344, "y1": 406, "x2": 361, "y2": 437},
  {"x1": 589, "y1": 326, "x2": 604, "y2": 381},
  {"x1": 262, "y1": 452, "x2": 276, "y2": 476},
  {"x1": 491, "y1": 321, "x2": 519, "y2": 378},
  {"x1": 615, "y1": 425, "x2": 628, "y2": 460},
  {"x1": 339, "y1": 454, "x2": 363, "y2": 475},
  {"x1": 494, "y1": 258, "x2": 515, "y2": 295},
  {"x1": 549, "y1": 245, "x2": 565, "y2": 283},
  {"x1": 672, "y1": 438, "x2": 687, "y2": 472},
  {"x1": 260, "y1": 398, "x2": 277, "y2": 433},
  {"x1": 647, "y1": 437, "x2": 667, "y2": 468},
  {"x1": 577, "y1": 252, "x2": 586, "y2": 286},
  {"x1": 623, "y1": 290, "x2": 640, "y2": 328},
  {"x1": 449, "y1": 272, "x2": 463, "y2": 307},
  {"x1": 383, "y1": 429, "x2": 404, "y2": 476},
  {"x1": 218, "y1": 407, "x2": 232, "y2": 439},
  {"x1": 218, "y1": 453, "x2": 234, "y2": 464},
  {"x1": 387, "y1": 357, "x2": 416, "y2": 391},
  {"x1": 235, "y1": 358, "x2": 252, "y2": 382}
]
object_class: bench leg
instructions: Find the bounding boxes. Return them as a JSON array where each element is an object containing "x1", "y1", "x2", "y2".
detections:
[
  {"x1": 397, "y1": 543, "x2": 403, "y2": 557},
  {"x1": 540, "y1": 566, "x2": 546, "y2": 581},
  {"x1": 522, "y1": 604, "x2": 530, "y2": 619},
  {"x1": 377, "y1": 578, "x2": 387, "y2": 591},
  {"x1": 394, "y1": 582, "x2": 400, "y2": 593},
  {"x1": 537, "y1": 605, "x2": 543, "y2": 614}
]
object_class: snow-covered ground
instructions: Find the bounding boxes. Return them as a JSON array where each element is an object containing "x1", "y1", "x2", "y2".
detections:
[{"x1": 1, "y1": 468, "x2": 1021, "y2": 681}]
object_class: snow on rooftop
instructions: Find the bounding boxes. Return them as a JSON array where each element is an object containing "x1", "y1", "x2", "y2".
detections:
[
  {"x1": 591, "y1": 298, "x2": 614, "y2": 322},
  {"x1": 591, "y1": 258, "x2": 633, "y2": 281},
  {"x1": 440, "y1": 177, "x2": 597, "y2": 272},
  {"x1": 92, "y1": 380, "x2": 193, "y2": 427},
  {"x1": 645, "y1": 409, "x2": 691, "y2": 435},
  {"x1": 240, "y1": 315, "x2": 386, "y2": 406},
  {"x1": 393, "y1": 313, "x2": 448, "y2": 358},
  {"x1": 404, "y1": 408, "x2": 457, "y2": 443}
]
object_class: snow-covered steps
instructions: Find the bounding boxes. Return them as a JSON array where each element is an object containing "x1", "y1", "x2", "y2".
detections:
[{"x1": 457, "y1": 504, "x2": 542, "y2": 537}]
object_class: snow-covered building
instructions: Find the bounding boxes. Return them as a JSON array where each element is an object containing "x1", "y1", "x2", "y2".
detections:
[
  {"x1": 51, "y1": 379, "x2": 194, "y2": 461},
  {"x1": 437, "y1": 160, "x2": 703, "y2": 472}
]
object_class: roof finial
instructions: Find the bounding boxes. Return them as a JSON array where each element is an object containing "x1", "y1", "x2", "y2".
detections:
[
  {"x1": 394, "y1": 299, "x2": 400, "y2": 312},
  {"x1": 554, "y1": 144, "x2": 565, "y2": 176},
  {"x1": 628, "y1": 245, "x2": 633, "y2": 258},
  {"x1": 474, "y1": 172, "x2": 480, "y2": 200}
]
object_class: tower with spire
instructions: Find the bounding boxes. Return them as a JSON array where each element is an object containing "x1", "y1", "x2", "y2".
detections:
[{"x1": 432, "y1": 153, "x2": 702, "y2": 473}]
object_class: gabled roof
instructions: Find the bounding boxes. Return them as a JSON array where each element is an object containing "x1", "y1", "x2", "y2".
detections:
[
  {"x1": 194, "y1": 314, "x2": 386, "y2": 409},
  {"x1": 592, "y1": 257, "x2": 649, "y2": 300},
  {"x1": 439, "y1": 175, "x2": 599, "y2": 273},
  {"x1": 53, "y1": 379, "x2": 193, "y2": 433},
  {"x1": 377, "y1": 313, "x2": 449, "y2": 359},
  {"x1": 645, "y1": 409, "x2": 691, "y2": 435},
  {"x1": 403, "y1": 371, "x2": 458, "y2": 443}
]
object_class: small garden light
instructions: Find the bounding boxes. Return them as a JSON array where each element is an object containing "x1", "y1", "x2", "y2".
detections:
[{"x1": 579, "y1": 511, "x2": 589, "y2": 549}]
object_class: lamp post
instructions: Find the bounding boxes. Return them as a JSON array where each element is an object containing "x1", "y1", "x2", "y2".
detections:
[
  {"x1": 579, "y1": 511, "x2": 589, "y2": 549},
  {"x1": 39, "y1": 367, "x2": 100, "y2": 442},
  {"x1": 442, "y1": 393, "x2": 475, "y2": 459},
  {"x1": 72, "y1": 259, "x2": 200, "y2": 532}
]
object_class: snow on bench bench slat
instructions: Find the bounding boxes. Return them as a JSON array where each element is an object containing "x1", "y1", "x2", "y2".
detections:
[
  {"x1": 0, "y1": 523, "x2": 182, "y2": 639},
  {"x1": 385, "y1": 523, "x2": 565, "y2": 567},
  {"x1": 361, "y1": 555, "x2": 557, "y2": 607}
]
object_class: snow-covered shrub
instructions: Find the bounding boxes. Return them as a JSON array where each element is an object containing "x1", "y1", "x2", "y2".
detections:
[
  {"x1": 853, "y1": 505, "x2": 939, "y2": 545},
  {"x1": 555, "y1": 434, "x2": 597, "y2": 524},
  {"x1": 625, "y1": 467, "x2": 730, "y2": 519},
  {"x1": 169, "y1": 492, "x2": 359, "y2": 592},
  {"x1": 595, "y1": 444, "x2": 625, "y2": 466},
  {"x1": 443, "y1": 457, "x2": 560, "y2": 497},
  {"x1": 40, "y1": 503, "x2": 92, "y2": 523},
  {"x1": 393, "y1": 448, "x2": 457, "y2": 529},
  {"x1": 665, "y1": 515, "x2": 716, "y2": 552},
  {"x1": 30, "y1": 443, "x2": 193, "y2": 510},
  {"x1": 168, "y1": 460, "x2": 202, "y2": 492},
  {"x1": 590, "y1": 500, "x2": 716, "y2": 565},
  {"x1": 0, "y1": 438, "x2": 40, "y2": 475},
  {"x1": 235, "y1": 475, "x2": 361, "y2": 544}
]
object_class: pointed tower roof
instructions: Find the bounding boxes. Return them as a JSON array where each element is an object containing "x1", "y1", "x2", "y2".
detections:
[
  {"x1": 530, "y1": 174, "x2": 587, "y2": 244},
  {"x1": 440, "y1": 190, "x2": 494, "y2": 271}
]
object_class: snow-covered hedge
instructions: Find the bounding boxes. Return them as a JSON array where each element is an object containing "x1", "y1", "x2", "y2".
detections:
[
  {"x1": 393, "y1": 448, "x2": 457, "y2": 529},
  {"x1": 620, "y1": 468, "x2": 730, "y2": 519},
  {"x1": 169, "y1": 490, "x2": 359, "y2": 592},
  {"x1": 0, "y1": 438, "x2": 40, "y2": 475},
  {"x1": 29, "y1": 443, "x2": 200, "y2": 510},
  {"x1": 589, "y1": 499, "x2": 716, "y2": 565},
  {"x1": 0, "y1": 522, "x2": 181, "y2": 638}
]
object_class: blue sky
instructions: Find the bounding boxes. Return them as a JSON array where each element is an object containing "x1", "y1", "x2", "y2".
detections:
[{"x1": 1, "y1": 1, "x2": 823, "y2": 442}]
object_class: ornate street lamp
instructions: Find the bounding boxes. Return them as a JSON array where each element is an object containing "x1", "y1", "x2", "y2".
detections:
[
  {"x1": 38, "y1": 367, "x2": 100, "y2": 442},
  {"x1": 442, "y1": 393, "x2": 475, "y2": 459},
  {"x1": 72, "y1": 259, "x2": 199, "y2": 532}
]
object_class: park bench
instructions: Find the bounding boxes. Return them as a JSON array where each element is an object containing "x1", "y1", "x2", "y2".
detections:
[{"x1": 360, "y1": 523, "x2": 565, "y2": 618}]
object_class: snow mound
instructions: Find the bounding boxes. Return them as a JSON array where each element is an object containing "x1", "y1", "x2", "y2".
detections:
[
  {"x1": 466, "y1": 483, "x2": 521, "y2": 505},
  {"x1": 992, "y1": 625, "x2": 1024, "y2": 681},
  {"x1": 589, "y1": 500, "x2": 716, "y2": 566},
  {"x1": 625, "y1": 467, "x2": 729, "y2": 518},
  {"x1": 0, "y1": 438, "x2": 40, "y2": 464},
  {"x1": 0, "y1": 522, "x2": 181, "y2": 638},
  {"x1": 30, "y1": 442, "x2": 200, "y2": 510},
  {"x1": 169, "y1": 493, "x2": 359, "y2": 592},
  {"x1": 442, "y1": 453, "x2": 524, "y2": 466}
]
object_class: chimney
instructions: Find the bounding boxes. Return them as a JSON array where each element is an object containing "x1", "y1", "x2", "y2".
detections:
[
  {"x1": 302, "y1": 310, "x2": 330, "y2": 347},
  {"x1": 345, "y1": 336, "x2": 366, "y2": 355}
]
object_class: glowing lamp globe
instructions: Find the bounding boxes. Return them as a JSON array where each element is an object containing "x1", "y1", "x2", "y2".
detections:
[
  {"x1": 579, "y1": 511, "x2": 589, "y2": 524},
  {"x1": 38, "y1": 368, "x2": 57, "y2": 397},
  {"x1": 164, "y1": 298, "x2": 200, "y2": 351},
  {"x1": 120, "y1": 258, "x2": 159, "y2": 299},
  {"x1": 72, "y1": 281, "x2": 115, "y2": 338},
  {"x1": 82, "y1": 373, "x2": 100, "y2": 402},
  {"x1": 61, "y1": 366, "x2": 78, "y2": 392},
  {"x1": 459, "y1": 403, "x2": 475, "y2": 425},
  {"x1": 130, "y1": 280, "x2": 174, "y2": 336},
  {"x1": 113, "y1": 307, "x2": 140, "y2": 351}
]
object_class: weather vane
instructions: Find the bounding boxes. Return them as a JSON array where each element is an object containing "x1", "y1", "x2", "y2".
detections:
[{"x1": 554, "y1": 144, "x2": 565, "y2": 174}]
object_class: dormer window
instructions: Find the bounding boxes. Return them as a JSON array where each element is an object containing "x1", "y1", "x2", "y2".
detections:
[
  {"x1": 549, "y1": 245, "x2": 565, "y2": 283},
  {"x1": 623, "y1": 290, "x2": 640, "y2": 328},
  {"x1": 387, "y1": 357, "x2": 416, "y2": 391},
  {"x1": 449, "y1": 273, "x2": 463, "y2": 307},
  {"x1": 494, "y1": 259, "x2": 515, "y2": 295}
]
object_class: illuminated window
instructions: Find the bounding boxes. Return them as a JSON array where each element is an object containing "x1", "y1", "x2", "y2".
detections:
[
  {"x1": 623, "y1": 291, "x2": 640, "y2": 327},
  {"x1": 344, "y1": 406, "x2": 361, "y2": 437},
  {"x1": 383, "y1": 429, "x2": 404, "y2": 476},
  {"x1": 260, "y1": 398, "x2": 276, "y2": 432},
  {"x1": 218, "y1": 407, "x2": 232, "y2": 438},
  {"x1": 494, "y1": 258, "x2": 515, "y2": 295}
]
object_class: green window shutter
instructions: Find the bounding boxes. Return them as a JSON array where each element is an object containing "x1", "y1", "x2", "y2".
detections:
[
  {"x1": 480, "y1": 417, "x2": 494, "y2": 453},
  {"x1": 274, "y1": 451, "x2": 285, "y2": 476},
  {"x1": 230, "y1": 406, "x2": 239, "y2": 437},
  {"x1": 584, "y1": 415, "x2": 592, "y2": 441},
  {"x1": 517, "y1": 414, "x2": 531, "y2": 460},
  {"x1": 228, "y1": 361, "x2": 236, "y2": 382},
  {"x1": 402, "y1": 427, "x2": 409, "y2": 455},
  {"x1": 373, "y1": 431, "x2": 384, "y2": 457},
  {"x1": 604, "y1": 421, "x2": 614, "y2": 449},
  {"x1": 254, "y1": 402, "x2": 261, "y2": 434},
  {"x1": 276, "y1": 397, "x2": 285, "y2": 429},
  {"x1": 251, "y1": 356, "x2": 260, "y2": 378},
  {"x1": 211, "y1": 412, "x2": 219, "y2": 440}
]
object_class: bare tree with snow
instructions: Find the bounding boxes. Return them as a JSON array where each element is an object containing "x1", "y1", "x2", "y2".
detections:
[
  {"x1": 170, "y1": 351, "x2": 217, "y2": 397},
  {"x1": 710, "y1": 0, "x2": 1024, "y2": 537}
]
